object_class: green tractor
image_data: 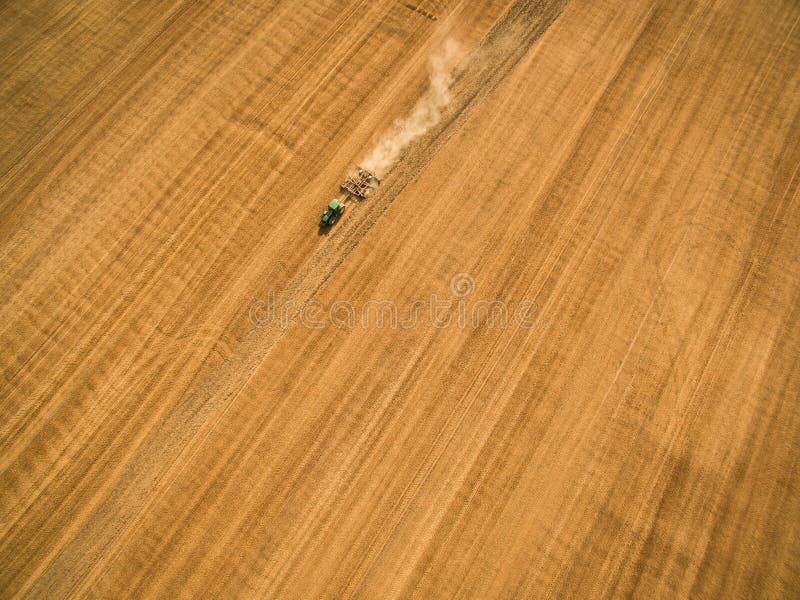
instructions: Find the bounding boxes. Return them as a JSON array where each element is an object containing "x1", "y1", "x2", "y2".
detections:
[{"x1": 320, "y1": 199, "x2": 345, "y2": 227}]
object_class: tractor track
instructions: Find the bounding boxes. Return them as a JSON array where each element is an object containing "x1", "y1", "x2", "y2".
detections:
[{"x1": 138, "y1": 0, "x2": 574, "y2": 481}]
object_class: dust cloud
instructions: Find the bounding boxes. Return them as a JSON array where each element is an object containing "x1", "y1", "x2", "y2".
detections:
[{"x1": 361, "y1": 38, "x2": 465, "y2": 177}]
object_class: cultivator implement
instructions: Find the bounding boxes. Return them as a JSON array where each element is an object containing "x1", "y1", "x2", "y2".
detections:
[{"x1": 340, "y1": 166, "x2": 381, "y2": 199}]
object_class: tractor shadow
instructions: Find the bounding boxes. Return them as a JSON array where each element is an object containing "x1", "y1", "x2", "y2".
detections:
[{"x1": 317, "y1": 215, "x2": 347, "y2": 236}]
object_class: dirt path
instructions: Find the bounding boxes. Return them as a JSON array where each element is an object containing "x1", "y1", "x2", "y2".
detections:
[{"x1": 1, "y1": 0, "x2": 799, "y2": 596}]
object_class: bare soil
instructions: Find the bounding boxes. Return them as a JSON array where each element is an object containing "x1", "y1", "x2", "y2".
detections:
[{"x1": 1, "y1": 0, "x2": 799, "y2": 596}]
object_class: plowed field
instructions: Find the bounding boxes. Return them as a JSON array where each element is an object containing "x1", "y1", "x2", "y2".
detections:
[{"x1": 2, "y1": 0, "x2": 799, "y2": 596}]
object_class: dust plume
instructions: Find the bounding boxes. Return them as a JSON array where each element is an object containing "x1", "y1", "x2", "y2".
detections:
[{"x1": 361, "y1": 38, "x2": 465, "y2": 177}]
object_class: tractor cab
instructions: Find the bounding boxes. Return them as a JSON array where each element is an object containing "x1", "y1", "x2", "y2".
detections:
[{"x1": 320, "y1": 199, "x2": 344, "y2": 227}]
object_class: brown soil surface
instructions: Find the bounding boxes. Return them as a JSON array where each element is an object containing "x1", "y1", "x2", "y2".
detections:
[{"x1": 2, "y1": 0, "x2": 799, "y2": 596}]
